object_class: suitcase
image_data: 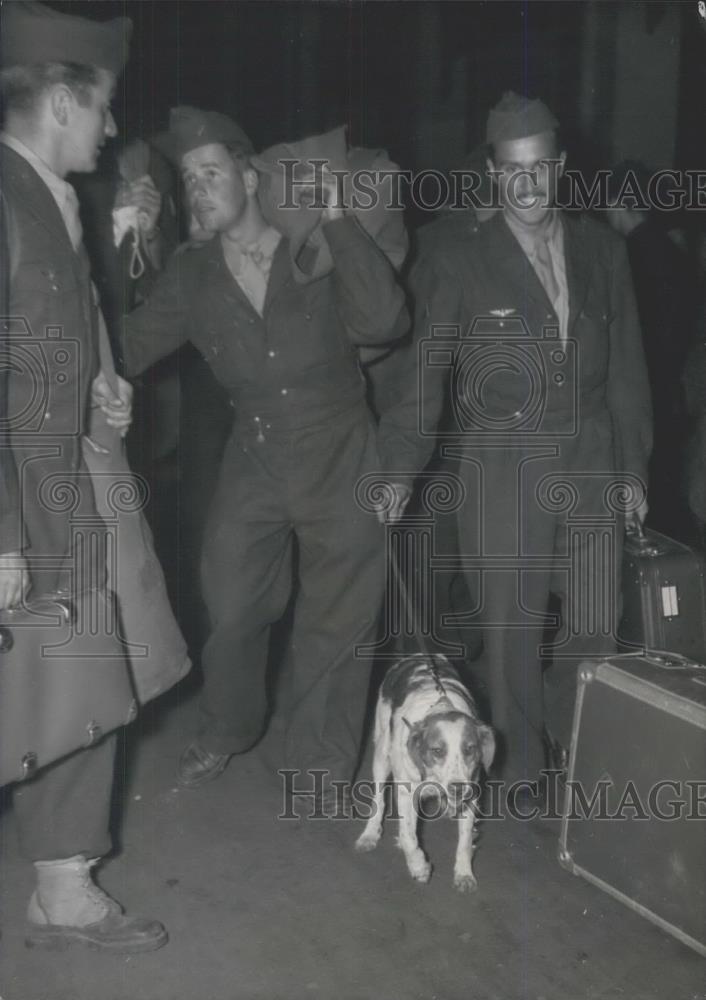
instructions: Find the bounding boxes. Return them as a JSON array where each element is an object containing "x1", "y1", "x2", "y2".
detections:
[
  {"x1": 619, "y1": 521, "x2": 706, "y2": 662},
  {"x1": 0, "y1": 590, "x2": 138, "y2": 787},
  {"x1": 558, "y1": 654, "x2": 706, "y2": 956}
]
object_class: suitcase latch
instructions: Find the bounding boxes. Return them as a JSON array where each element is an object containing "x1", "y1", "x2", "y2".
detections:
[
  {"x1": 21, "y1": 752, "x2": 38, "y2": 779},
  {"x1": 86, "y1": 721, "x2": 102, "y2": 745},
  {"x1": 660, "y1": 585, "x2": 679, "y2": 618}
]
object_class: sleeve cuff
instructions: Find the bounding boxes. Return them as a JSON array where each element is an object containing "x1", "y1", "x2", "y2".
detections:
[{"x1": 321, "y1": 215, "x2": 368, "y2": 253}]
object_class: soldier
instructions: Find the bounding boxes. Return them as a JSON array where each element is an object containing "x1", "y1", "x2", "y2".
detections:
[
  {"x1": 121, "y1": 108, "x2": 409, "y2": 807},
  {"x1": 0, "y1": 1, "x2": 167, "y2": 950},
  {"x1": 385, "y1": 93, "x2": 652, "y2": 781}
]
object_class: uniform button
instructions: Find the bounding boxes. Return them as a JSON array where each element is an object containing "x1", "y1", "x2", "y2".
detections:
[
  {"x1": 268, "y1": 350, "x2": 276, "y2": 358},
  {"x1": 44, "y1": 411, "x2": 51, "y2": 420},
  {"x1": 498, "y1": 321, "x2": 504, "y2": 328},
  {"x1": 249, "y1": 319, "x2": 255, "y2": 325},
  {"x1": 305, "y1": 313, "x2": 312, "y2": 320},
  {"x1": 280, "y1": 388, "x2": 288, "y2": 396}
]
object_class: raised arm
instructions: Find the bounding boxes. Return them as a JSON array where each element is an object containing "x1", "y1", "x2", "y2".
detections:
[{"x1": 323, "y1": 214, "x2": 409, "y2": 347}]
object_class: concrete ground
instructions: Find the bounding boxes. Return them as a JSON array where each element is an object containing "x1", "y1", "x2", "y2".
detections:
[{"x1": 1, "y1": 681, "x2": 704, "y2": 1000}]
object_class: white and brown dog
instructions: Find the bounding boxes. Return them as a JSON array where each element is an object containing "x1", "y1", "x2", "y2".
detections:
[{"x1": 355, "y1": 654, "x2": 495, "y2": 891}]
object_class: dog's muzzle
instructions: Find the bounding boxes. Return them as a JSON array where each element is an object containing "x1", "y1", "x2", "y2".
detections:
[{"x1": 446, "y1": 781, "x2": 479, "y2": 816}]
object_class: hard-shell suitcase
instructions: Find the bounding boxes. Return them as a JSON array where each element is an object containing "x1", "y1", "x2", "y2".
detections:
[
  {"x1": 619, "y1": 522, "x2": 706, "y2": 661},
  {"x1": 558, "y1": 654, "x2": 706, "y2": 956}
]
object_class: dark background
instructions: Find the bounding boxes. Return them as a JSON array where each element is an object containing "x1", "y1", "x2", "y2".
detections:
[{"x1": 52, "y1": 0, "x2": 705, "y2": 206}]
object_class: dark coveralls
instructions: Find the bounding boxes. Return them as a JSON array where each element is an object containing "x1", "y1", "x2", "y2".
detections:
[
  {"x1": 122, "y1": 217, "x2": 407, "y2": 786},
  {"x1": 382, "y1": 211, "x2": 652, "y2": 779},
  {"x1": 0, "y1": 144, "x2": 115, "y2": 860}
]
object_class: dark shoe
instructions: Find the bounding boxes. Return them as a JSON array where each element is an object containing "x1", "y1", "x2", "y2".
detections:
[
  {"x1": 26, "y1": 905, "x2": 168, "y2": 953},
  {"x1": 177, "y1": 741, "x2": 231, "y2": 788},
  {"x1": 544, "y1": 729, "x2": 570, "y2": 781}
]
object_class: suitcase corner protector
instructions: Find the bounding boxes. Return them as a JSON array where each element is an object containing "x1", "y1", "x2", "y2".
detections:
[
  {"x1": 557, "y1": 845, "x2": 576, "y2": 874},
  {"x1": 578, "y1": 662, "x2": 596, "y2": 685}
]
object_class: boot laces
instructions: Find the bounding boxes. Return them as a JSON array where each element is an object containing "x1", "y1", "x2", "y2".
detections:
[{"x1": 80, "y1": 859, "x2": 121, "y2": 917}]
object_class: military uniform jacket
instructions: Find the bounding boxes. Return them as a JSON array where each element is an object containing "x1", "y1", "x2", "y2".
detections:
[
  {"x1": 120, "y1": 216, "x2": 408, "y2": 449},
  {"x1": 0, "y1": 144, "x2": 100, "y2": 581},
  {"x1": 381, "y1": 210, "x2": 653, "y2": 484}
]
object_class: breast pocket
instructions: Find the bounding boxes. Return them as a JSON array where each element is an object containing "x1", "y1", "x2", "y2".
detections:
[{"x1": 575, "y1": 298, "x2": 610, "y2": 382}]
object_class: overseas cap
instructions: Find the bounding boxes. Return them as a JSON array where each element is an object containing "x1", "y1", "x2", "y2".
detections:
[
  {"x1": 486, "y1": 91, "x2": 559, "y2": 145},
  {"x1": 0, "y1": 0, "x2": 132, "y2": 76},
  {"x1": 155, "y1": 106, "x2": 254, "y2": 165}
]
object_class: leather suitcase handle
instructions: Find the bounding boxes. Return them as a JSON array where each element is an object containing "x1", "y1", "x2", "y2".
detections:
[
  {"x1": 643, "y1": 649, "x2": 706, "y2": 671},
  {"x1": 0, "y1": 593, "x2": 80, "y2": 635}
]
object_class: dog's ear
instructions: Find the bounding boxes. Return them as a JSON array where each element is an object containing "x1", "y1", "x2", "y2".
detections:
[{"x1": 478, "y1": 724, "x2": 496, "y2": 773}]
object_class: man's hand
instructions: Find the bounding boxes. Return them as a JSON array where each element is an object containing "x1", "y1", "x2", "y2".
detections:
[
  {"x1": 91, "y1": 370, "x2": 133, "y2": 437},
  {"x1": 0, "y1": 552, "x2": 29, "y2": 610},
  {"x1": 120, "y1": 175, "x2": 162, "y2": 240},
  {"x1": 375, "y1": 482, "x2": 412, "y2": 524},
  {"x1": 320, "y1": 166, "x2": 345, "y2": 223},
  {"x1": 635, "y1": 498, "x2": 649, "y2": 526},
  {"x1": 294, "y1": 165, "x2": 345, "y2": 222}
]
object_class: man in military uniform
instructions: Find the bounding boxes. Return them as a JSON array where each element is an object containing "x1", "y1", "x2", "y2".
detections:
[
  {"x1": 385, "y1": 93, "x2": 652, "y2": 781},
  {"x1": 121, "y1": 107, "x2": 409, "y2": 805},
  {"x1": 0, "y1": 1, "x2": 166, "y2": 951}
]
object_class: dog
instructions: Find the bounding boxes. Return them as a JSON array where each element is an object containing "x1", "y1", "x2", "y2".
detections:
[{"x1": 355, "y1": 654, "x2": 495, "y2": 892}]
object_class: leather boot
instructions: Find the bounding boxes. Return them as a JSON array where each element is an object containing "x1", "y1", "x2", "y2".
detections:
[{"x1": 26, "y1": 855, "x2": 168, "y2": 952}]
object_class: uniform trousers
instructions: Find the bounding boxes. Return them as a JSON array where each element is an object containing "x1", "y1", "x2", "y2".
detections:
[
  {"x1": 10, "y1": 736, "x2": 116, "y2": 862},
  {"x1": 198, "y1": 402, "x2": 386, "y2": 786},
  {"x1": 453, "y1": 410, "x2": 623, "y2": 780}
]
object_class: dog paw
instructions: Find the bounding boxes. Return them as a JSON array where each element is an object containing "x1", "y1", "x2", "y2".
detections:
[
  {"x1": 409, "y1": 859, "x2": 432, "y2": 883},
  {"x1": 355, "y1": 832, "x2": 380, "y2": 853},
  {"x1": 453, "y1": 873, "x2": 478, "y2": 893}
]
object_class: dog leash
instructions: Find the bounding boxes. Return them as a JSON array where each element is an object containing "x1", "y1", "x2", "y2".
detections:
[{"x1": 388, "y1": 552, "x2": 449, "y2": 701}]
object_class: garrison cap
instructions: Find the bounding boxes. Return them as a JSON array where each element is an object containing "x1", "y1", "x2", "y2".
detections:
[
  {"x1": 486, "y1": 91, "x2": 559, "y2": 145},
  {"x1": 155, "y1": 106, "x2": 254, "y2": 165},
  {"x1": 0, "y1": 0, "x2": 132, "y2": 76}
]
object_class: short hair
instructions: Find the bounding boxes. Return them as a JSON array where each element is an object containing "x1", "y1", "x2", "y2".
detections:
[
  {"x1": 179, "y1": 143, "x2": 251, "y2": 179},
  {"x1": 0, "y1": 61, "x2": 99, "y2": 116},
  {"x1": 224, "y1": 144, "x2": 252, "y2": 173},
  {"x1": 489, "y1": 129, "x2": 564, "y2": 164}
]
